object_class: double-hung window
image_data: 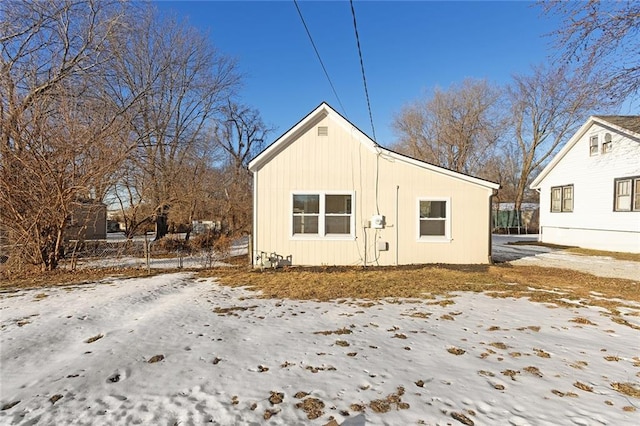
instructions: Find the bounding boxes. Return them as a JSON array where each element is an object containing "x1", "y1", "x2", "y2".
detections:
[
  {"x1": 292, "y1": 195, "x2": 319, "y2": 234},
  {"x1": 418, "y1": 198, "x2": 451, "y2": 241},
  {"x1": 551, "y1": 185, "x2": 573, "y2": 212},
  {"x1": 292, "y1": 192, "x2": 354, "y2": 238},
  {"x1": 614, "y1": 176, "x2": 640, "y2": 212},
  {"x1": 602, "y1": 133, "x2": 612, "y2": 153},
  {"x1": 589, "y1": 136, "x2": 599, "y2": 156}
]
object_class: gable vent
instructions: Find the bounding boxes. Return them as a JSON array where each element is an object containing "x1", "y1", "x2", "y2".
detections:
[{"x1": 317, "y1": 126, "x2": 328, "y2": 136}]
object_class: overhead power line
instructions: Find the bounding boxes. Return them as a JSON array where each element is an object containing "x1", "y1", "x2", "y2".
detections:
[
  {"x1": 349, "y1": 0, "x2": 376, "y2": 142},
  {"x1": 293, "y1": 0, "x2": 348, "y2": 118}
]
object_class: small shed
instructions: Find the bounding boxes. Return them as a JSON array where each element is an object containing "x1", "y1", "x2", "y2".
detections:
[
  {"x1": 248, "y1": 103, "x2": 499, "y2": 266},
  {"x1": 65, "y1": 201, "x2": 107, "y2": 241}
]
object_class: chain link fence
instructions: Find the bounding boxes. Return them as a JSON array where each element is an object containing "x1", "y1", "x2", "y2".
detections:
[{"x1": 58, "y1": 234, "x2": 249, "y2": 272}]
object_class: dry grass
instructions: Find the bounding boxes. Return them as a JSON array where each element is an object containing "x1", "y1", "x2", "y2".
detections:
[
  {"x1": 506, "y1": 242, "x2": 640, "y2": 262},
  {"x1": 565, "y1": 248, "x2": 640, "y2": 262},
  {"x1": 3, "y1": 260, "x2": 639, "y2": 330},
  {"x1": 198, "y1": 264, "x2": 640, "y2": 318}
]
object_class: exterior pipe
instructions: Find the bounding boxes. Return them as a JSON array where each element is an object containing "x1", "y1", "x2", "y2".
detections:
[
  {"x1": 252, "y1": 171, "x2": 258, "y2": 267},
  {"x1": 489, "y1": 189, "x2": 498, "y2": 264},
  {"x1": 396, "y1": 185, "x2": 399, "y2": 266}
]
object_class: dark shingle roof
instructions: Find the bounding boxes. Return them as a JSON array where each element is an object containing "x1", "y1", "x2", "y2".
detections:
[{"x1": 593, "y1": 115, "x2": 640, "y2": 135}]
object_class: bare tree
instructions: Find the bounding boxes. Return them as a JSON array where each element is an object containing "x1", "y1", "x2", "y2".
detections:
[
  {"x1": 108, "y1": 8, "x2": 240, "y2": 240},
  {"x1": 506, "y1": 64, "x2": 606, "y2": 212},
  {"x1": 541, "y1": 0, "x2": 640, "y2": 101},
  {"x1": 213, "y1": 101, "x2": 272, "y2": 235},
  {"x1": 0, "y1": 0, "x2": 131, "y2": 271},
  {"x1": 392, "y1": 79, "x2": 504, "y2": 176}
]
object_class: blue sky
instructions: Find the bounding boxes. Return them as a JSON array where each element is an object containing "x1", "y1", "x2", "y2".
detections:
[{"x1": 156, "y1": 1, "x2": 563, "y2": 146}]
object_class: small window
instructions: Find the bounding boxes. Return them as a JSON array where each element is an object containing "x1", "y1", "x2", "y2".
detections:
[
  {"x1": 293, "y1": 195, "x2": 319, "y2": 234},
  {"x1": 562, "y1": 186, "x2": 573, "y2": 212},
  {"x1": 602, "y1": 133, "x2": 612, "y2": 153},
  {"x1": 614, "y1": 176, "x2": 640, "y2": 212},
  {"x1": 418, "y1": 198, "x2": 450, "y2": 240},
  {"x1": 292, "y1": 192, "x2": 353, "y2": 237},
  {"x1": 550, "y1": 185, "x2": 573, "y2": 212},
  {"x1": 325, "y1": 195, "x2": 351, "y2": 234},
  {"x1": 589, "y1": 136, "x2": 598, "y2": 156},
  {"x1": 66, "y1": 213, "x2": 78, "y2": 226}
]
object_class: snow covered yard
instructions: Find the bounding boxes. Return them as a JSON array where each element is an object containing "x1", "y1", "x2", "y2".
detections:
[{"x1": 1, "y1": 272, "x2": 639, "y2": 425}]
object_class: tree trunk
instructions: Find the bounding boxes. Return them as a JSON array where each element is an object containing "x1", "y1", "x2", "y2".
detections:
[{"x1": 155, "y1": 213, "x2": 168, "y2": 240}]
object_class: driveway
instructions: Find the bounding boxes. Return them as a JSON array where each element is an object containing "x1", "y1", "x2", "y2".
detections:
[{"x1": 492, "y1": 234, "x2": 640, "y2": 281}]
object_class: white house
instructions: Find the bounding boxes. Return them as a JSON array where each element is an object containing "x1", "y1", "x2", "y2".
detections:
[
  {"x1": 248, "y1": 102, "x2": 500, "y2": 267},
  {"x1": 530, "y1": 115, "x2": 640, "y2": 253}
]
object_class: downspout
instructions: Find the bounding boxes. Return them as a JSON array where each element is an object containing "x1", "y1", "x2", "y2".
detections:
[
  {"x1": 396, "y1": 185, "x2": 399, "y2": 266},
  {"x1": 534, "y1": 188, "x2": 541, "y2": 242},
  {"x1": 488, "y1": 188, "x2": 498, "y2": 264},
  {"x1": 252, "y1": 170, "x2": 258, "y2": 267}
]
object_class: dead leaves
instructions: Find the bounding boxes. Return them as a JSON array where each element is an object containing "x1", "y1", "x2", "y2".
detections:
[
  {"x1": 295, "y1": 397, "x2": 325, "y2": 419},
  {"x1": 369, "y1": 387, "x2": 409, "y2": 413},
  {"x1": 447, "y1": 347, "x2": 466, "y2": 355},
  {"x1": 147, "y1": 354, "x2": 164, "y2": 363},
  {"x1": 85, "y1": 334, "x2": 103, "y2": 344},
  {"x1": 611, "y1": 382, "x2": 640, "y2": 398},
  {"x1": 451, "y1": 411, "x2": 475, "y2": 425},
  {"x1": 314, "y1": 328, "x2": 352, "y2": 336},
  {"x1": 268, "y1": 391, "x2": 284, "y2": 405},
  {"x1": 533, "y1": 348, "x2": 551, "y2": 358},
  {"x1": 573, "y1": 381, "x2": 593, "y2": 392}
]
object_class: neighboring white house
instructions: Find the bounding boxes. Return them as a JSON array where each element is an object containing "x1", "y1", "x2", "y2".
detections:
[
  {"x1": 530, "y1": 115, "x2": 640, "y2": 253},
  {"x1": 248, "y1": 102, "x2": 500, "y2": 267}
]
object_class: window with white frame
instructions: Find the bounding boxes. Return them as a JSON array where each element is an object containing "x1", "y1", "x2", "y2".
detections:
[
  {"x1": 602, "y1": 133, "x2": 612, "y2": 153},
  {"x1": 292, "y1": 193, "x2": 353, "y2": 237},
  {"x1": 292, "y1": 194, "x2": 319, "y2": 234},
  {"x1": 551, "y1": 185, "x2": 573, "y2": 212},
  {"x1": 589, "y1": 136, "x2": 599, "y2": 156},
  {"x1": 418, "y1": 198, "x2": 450, "y2": 240},
  {"x1": 614, "y1": 176, "x2": 640, "y2": 212}
]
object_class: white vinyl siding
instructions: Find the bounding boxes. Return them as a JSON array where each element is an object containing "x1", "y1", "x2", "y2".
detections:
[
  {"x1": 292, "y1": 192, "x2": 354, "y2": 239},
  {"x1": 418, "y1": 198, "x2": 451, "y2": 241}
]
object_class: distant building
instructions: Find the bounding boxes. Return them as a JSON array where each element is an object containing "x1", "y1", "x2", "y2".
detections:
[
  {"x1": 530, "y1": 116, "x2": 640, "y2": 253},
  {"x1": 65, "y1": 201, "x2": 107, "y2": 240},
  {"x1": 493, "y1": 203, "x2": 539, "y2": 234},
  {"x1": 192, "y1": 220, "x2": 221, "y2": 235}
]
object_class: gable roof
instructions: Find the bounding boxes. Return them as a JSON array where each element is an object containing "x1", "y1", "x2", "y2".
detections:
[
  {"x1": 593, "y1": 115, "x2": 640, "y2": 135},
  {"x1": 248, "y1": 102, "x2": 499, "y2": 190},
  {"x1": 530, "y1": 115, "x2": 640, "y2": 189}
]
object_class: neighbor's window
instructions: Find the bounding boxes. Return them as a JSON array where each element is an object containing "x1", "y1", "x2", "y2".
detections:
[
  {"x1": 602, "y1": 133, "x2": 612, "y2": 153},
  {"x1": 589, "y1": 136, "x2": 599, "y2": 156},
  {"x1": 418, "y1": 198, "x2": 450, "y2": 240},
  {"x1": 614, "y1": 176, "x2": 640, "y2": 212},
  {"x1": 292, "y1": 193, "x2": 353, "y2": 237},
  {"x1": 551, "y1": 185, "x2": 573, "y2": 212}
]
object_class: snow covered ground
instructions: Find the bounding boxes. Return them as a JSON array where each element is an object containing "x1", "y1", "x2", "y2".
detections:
[
  {"x1": 1, "y1": 273, "x2": 639, "y2": 425},
  {"x1": 492, "y1": 235, "x2": 640, "y2": 281}
]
